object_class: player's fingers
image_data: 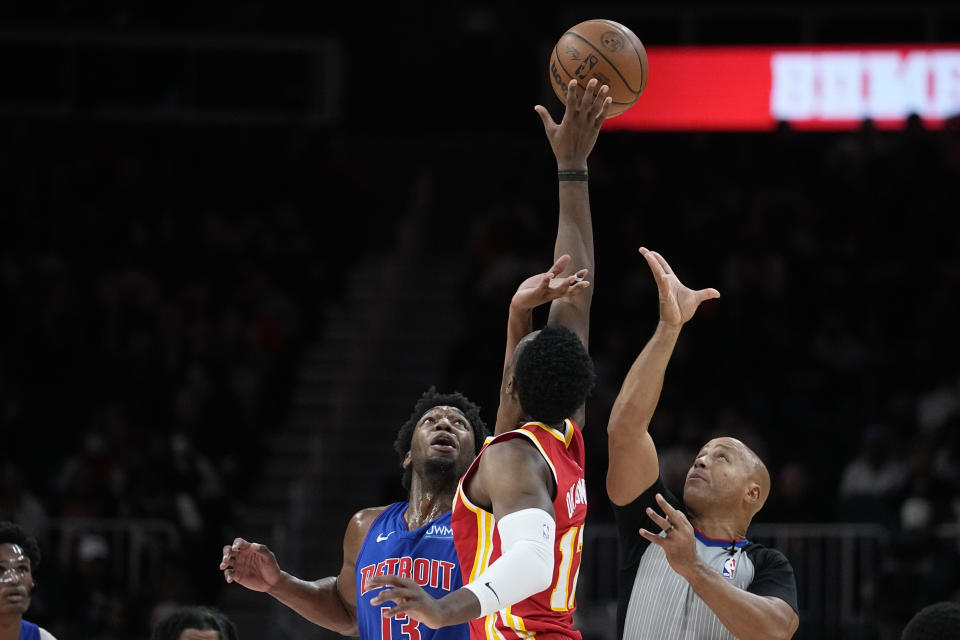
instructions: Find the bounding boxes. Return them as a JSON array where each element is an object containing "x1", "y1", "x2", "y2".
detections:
[
  {"x1": 231, "y1": 537, "x2": 249, "y2": 551},
  {"x1": 565, "y1": 79, "x2": 580, "y2": 107},
  {"x1": 640, "y1": 247, "x2": 666, "y2": 279},
  {"x1": 548, "y1": 254, "x2": 572, "y2": 276},
  {"x1": 645, "y1": 506, "x2": 670, "y2": 530},
  {"x1": 370, "y1": 586, "x2": 412, "y2": 606},
  {"x1": 662, "y1": 500, "x2": 692, "y2": 526},
  {"x1": 597, "y1": 95, "x2": 613, "y2": 122},
  {"x1": 381, "y1": 602, "x2": 416, "y2": 618},
  {"x1": 534, "y1": 105, "x2": 556, "y2": 132},
  {"x1": 639, "y1": 528, "x2": 666, "y2": 547},
  {"x1": 368, "y1": 575, "x2": 413, "y2": 590},
  {"x1": 696, "y1": 287, "x2": 721, "y2": 302},
  {"x1": 566, "y1": 273, "x2": 589, "y2": 288},
  {"x1": 536, "y1": 274, "x2": 553, "y2": 292},
  {"x1": 565, "y1": 281, "x2": 590, "y2": 297},
  {"x1": 655, "y1": 494, "x2": 685, "y2": 522},
  {"x1": 552, "y1": 278, "x2": 586, "y2": 296},
  {"x1": 588, "y1": 84, "x2": 610, "y2": 119},
  {"x1": 583, "y1": 77, "x2": 599, "y2": 99},
  {"x1": 650, "y1": 251, "x2": 674, "y2": 275}
]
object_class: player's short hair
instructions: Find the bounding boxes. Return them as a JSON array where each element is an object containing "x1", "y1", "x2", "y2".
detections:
[
  {"x1": 901, "y1": 601, "x2": 960, "y2": 640},
  {"x1": 394, "y1": 386, "x2": 488, "y2": 490},
  {"x1": 513, "y1": 325, "x2": 596, "y2": 424},
  {"x1": 0, "y1": 521, "x2": 41, "y2": 571},
  {"x1": 151, "y1": 605, "x2": 238, "y2": 640}
]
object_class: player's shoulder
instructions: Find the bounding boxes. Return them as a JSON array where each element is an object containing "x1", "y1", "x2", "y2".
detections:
[
  {"x1": 479, "y1": 430, "x2": 544, "y2": 461},
  {"x1": 349, "y1": 505, "x2": 393, "y2": 534}
]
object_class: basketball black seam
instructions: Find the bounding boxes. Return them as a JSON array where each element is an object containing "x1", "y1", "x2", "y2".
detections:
[
  {"x1": 595, "y1": 19, "x2": 647, "y2": 92},
  {"x1": 565, "y1": 28, "x2": 644, "y2": 95}
]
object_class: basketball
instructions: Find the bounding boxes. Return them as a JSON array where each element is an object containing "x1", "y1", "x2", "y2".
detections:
[{"x1": 549, "y1": 19, "x2": 649, "y2": 118}]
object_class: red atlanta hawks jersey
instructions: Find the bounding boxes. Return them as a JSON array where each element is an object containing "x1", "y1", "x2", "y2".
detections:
[{"x1": 452, "y1": 419, "x2": 587, "y2": 639}]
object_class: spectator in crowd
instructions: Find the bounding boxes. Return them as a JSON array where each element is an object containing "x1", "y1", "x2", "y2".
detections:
[
  {"x1": 0, "y1": 462, "x2": 49, "y2": 545},
  {"x1": 0, "y1": 521, "x2": 57, "y2": 640},
  {"x1": 837, "y1": 423, "x2": 909, "y2": 526},
  {"x1": 150, "y1": 605, "x2": 238, "y2": 640},
  {"x1": 900, "y1": 601, "x2": 960, "y2": 640}
]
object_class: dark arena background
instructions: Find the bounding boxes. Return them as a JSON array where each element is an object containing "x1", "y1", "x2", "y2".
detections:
[{"x1": 2, "y1": 1, "x2": 959, "y2": 639}]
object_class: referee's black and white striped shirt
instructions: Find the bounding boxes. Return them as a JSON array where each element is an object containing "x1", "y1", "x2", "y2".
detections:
[{"x1": 612, "y1": 476, "x2": 798, "y2": 639}]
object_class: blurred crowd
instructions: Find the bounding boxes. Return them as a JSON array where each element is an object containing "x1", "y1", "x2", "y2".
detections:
[{"x1": 0, "y1": 121, "x2": 393, "y2": 637}]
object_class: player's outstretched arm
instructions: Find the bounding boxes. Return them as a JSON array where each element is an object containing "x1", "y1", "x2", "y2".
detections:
[
  {"x1": 494, "y1": 254, "x2": 589, "y2": 434},
  {"x1": 534, "y1": 77, "x2": 609, "y2": 349},
  {"x1": 368, "y1": 439, "x2": 557, "y2": 628},
  {"x1": 606, "y1": 248, "x2": 720, "y2": 506},
  {"x1": 501, "y1": 254, "x2": 589, "y2": 372},
  {"x1": 221, "y1": 507, "x2": 384, "y2": 635}
]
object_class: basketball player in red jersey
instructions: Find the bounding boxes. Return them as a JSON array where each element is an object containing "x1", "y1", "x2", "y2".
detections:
[{"x1": 368, "y1": 77, "x2": 608, "y2": 639}]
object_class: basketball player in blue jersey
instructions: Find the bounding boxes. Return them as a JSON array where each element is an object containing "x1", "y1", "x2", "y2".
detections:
[
  {"x1": 220, "y1": 387, "x2": 489, "y2": 639},
  {"x1": 0, "y1": 521, "x2": 58, "y2": 640}
]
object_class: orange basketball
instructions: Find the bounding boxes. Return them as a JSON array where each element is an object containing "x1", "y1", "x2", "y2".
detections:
[{"x1": 549, "y1": 19, "x2": 649, "y2": 118}]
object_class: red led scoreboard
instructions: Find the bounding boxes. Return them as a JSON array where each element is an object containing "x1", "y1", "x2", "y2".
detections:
[{"x1": 604, "y1": 44, "x2": 960, "y2": 131}]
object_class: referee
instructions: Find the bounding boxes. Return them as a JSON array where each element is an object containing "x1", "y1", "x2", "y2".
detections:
[{"x1": 605, "y1": 248, "x2": 799, "y2": 640}]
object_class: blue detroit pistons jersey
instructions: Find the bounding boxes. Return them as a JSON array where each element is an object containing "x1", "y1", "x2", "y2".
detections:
[
  {"x1": 19, "y1": 620, "x2": 40, "y2": 640},
  {"x1": 356, "y1": 501, "x2": 469, "y2": 640}
]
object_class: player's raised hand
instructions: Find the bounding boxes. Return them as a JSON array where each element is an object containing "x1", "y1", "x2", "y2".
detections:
[
  {"x1": 640, "y1": 247, "x2": 719, "y2": 326},
  {"x1": 511, "y1": 254, "x2": 590, "y2": 312},
  {"x1": 220, "y1": 537, "x2": 283, "y2": 593},
  {"x1": 535, "y1": 78, "x2": 611, "y2": 168}
]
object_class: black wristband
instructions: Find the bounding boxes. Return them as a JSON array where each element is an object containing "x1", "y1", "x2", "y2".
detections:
[{"x1": 558, "y1": 170, "x2": 589, "y2": 182}]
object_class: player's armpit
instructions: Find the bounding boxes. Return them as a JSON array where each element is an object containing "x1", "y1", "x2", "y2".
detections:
[{"x1": 339, "y1": 506, "x2": 387, "y2": 605}]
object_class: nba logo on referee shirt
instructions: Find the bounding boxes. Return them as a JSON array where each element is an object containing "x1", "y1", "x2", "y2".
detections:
[{"x1": 722, "y1": 556, "x2": 737, "y2": 579}]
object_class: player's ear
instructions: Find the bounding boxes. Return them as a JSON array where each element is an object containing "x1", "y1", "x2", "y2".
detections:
[
  {"x1": 402, "y1": 450, "x2": 412, "y2": 470},
  {"x1": 504, "y1": 374, "x2": 517, "y2": 398},
  {"x1": 745, "y1": 482, "x2": 760, "y2": 506}
]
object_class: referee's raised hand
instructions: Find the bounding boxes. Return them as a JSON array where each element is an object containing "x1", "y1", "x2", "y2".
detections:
[{"x1": 639, "y1": 493, "x2": 698, "y2": 580}]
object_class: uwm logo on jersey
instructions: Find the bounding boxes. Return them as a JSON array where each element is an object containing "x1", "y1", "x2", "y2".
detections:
[
  {"x1": 359, "y1": 557, "x2": 457, "y2": 595},
  {"x1": 425, "y1": 524, "x2": 452, "y2": 537}
]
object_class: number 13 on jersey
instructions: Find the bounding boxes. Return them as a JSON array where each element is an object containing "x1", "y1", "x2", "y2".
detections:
[{"x1": 550, "y1": 524, "x2": 584, "y2": 611}]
